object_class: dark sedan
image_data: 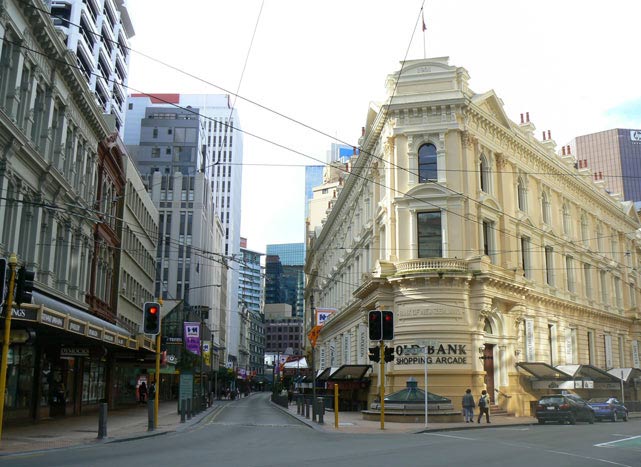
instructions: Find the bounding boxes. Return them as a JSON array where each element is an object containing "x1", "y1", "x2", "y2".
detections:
[
  {"x1": 536, "y1": 394, "x2": 595, "y2": 425},
  {"x1": 588, "y1": 397, "x2": 629, "y2": 422}
]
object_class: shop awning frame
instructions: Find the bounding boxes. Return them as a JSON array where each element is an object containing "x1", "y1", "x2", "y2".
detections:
[
  {"x1": 327, "y1": 364, "x2": 372, "y2": 381},
  {"x1": 607, "y1": 367, "x2": 641, "y2": 383},
  {"x1": 516, "y1": 362, "x2": 573, "y2": 380}
]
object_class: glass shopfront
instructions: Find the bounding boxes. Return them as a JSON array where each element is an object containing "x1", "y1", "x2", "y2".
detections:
[{"x1": 4, "y1": 344, "x2": 35, "y2": 412}]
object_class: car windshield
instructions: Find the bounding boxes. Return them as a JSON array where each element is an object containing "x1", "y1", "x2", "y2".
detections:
[
  {"x1": 588, "y1": 398, "x2": 611, "y2": 403},
  {"x1": 539, "y1": 397, "x2": 564, "y2": 404}
]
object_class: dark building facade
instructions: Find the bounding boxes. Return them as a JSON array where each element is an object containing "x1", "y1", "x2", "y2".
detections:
[{"x1": 572, "y1": 128, "x2": 641, "y2": 203}]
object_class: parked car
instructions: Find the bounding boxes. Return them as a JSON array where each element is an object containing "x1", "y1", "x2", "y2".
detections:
[
  {"x1": 536, "y1": 394, "x2": 595, "y2": 425},
  {"x1": 587, "y1": 397, "x2": 628, "y2": 422}
]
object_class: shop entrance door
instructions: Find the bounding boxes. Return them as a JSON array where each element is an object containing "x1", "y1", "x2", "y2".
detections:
[
  {"x1": 483, "y1": 344, "x2": 495, "y2": 403},
  {"x1": 49, "y1": 361, "x2": 68, "y2": 417}
]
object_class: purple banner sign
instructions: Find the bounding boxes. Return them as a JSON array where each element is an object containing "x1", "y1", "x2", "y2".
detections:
[{"x1": 184, "y1": 322, "x2": 200, "y2": 355}]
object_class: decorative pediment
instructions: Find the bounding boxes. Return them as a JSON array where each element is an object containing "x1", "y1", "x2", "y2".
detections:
[{"x1": 472, "y1": 90, "x2": 513, "y2": 131}]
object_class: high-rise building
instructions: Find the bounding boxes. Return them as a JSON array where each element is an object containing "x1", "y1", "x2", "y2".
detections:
[
  {"x1": 239, "y1": 237, "x2": 264, "y2": 314},
  {"x1": 570, "y1": 129, "x2": 641, "y2": 203},
  {"x1": 304, "y1": 165, "x2": 323, "y2": 220},
  {"x1": 49, "y1": 0, "x2": 135, "y2": 133},
  {"x1": 125, "y1": 93, "x2": 243, "y2": 364},
  {"x1": 265, "y1": 243, "x2": 305, "y2": 317},
  {"x1": 123, "y1": 99, "x2": 225, "y2": 343}
]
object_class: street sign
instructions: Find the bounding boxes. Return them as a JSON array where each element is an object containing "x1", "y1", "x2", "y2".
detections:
[{"x1": 0, "y1": 258, "x2": 6, "y2": 308}]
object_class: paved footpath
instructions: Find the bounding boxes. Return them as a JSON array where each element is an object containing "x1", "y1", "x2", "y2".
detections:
[
  {"x1": 273, "y1": 400, "x2": 541, "y2": 434},
  {"x1": 0, "y1": 399, "x2": 220, "y2": 455}
]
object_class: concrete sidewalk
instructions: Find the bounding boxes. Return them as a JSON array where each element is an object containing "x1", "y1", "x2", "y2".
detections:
[
  {"x1": 0, "y1": 400, "x2": 219, "y2": 455},
  {"x1": 273, "y1": 400, "x2": 635, "y2": 434}
]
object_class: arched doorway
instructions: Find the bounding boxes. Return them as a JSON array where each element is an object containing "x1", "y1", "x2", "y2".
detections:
[{"x1": 482, "y1": 318, "x2": 496, "y2": 403}]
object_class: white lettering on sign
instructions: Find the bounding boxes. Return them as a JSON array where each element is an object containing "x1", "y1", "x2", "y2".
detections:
[
  {"x1": 525, "y1": 319, "x2": 535, "y2": 362},
  {"x1": 565, "y1": 328, "x2": 574, "y2": 364},
  {"x1": 42, "y1": 312, "x2": 64, "y2": 328},
  {"x1": 632, "y1": 340, "x2": 640, "y2": 368},
  {"x1": 630, "y1": 130, "x2": 641, "y2": 142}
]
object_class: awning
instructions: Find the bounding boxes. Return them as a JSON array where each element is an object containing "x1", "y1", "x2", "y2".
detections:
[
  {"x1": 8, "y1": 291, "x2": 144, "y2": 351},
  {"x1": 316, "y1": 367, "x2": 338, "y2": 381},
  {"x1": 284, "y1": 358, "x2": 308, "y2": 369},
  {"x1": 607, "y1": 367, "x2": 641, "y2": 383},
  {"x1": 516, "y1": 362, "x2": 572, "y2": 380},
  {"x1": 557, "y1": 364, "x2": 621, "y2": 383},
  {"x1": 327, "y1": 364, "x2": 372, "y2": 381}
]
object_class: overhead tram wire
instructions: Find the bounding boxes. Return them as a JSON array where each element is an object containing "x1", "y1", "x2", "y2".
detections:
[
  {"x1": 5, "y1": 34, "x2": 638, "y2": 277},
  {"x1": 23, "y1": 0, "x2": 641, "y2": 263},
  {"x1": 4, "y1": 7, "x2": 639, "y2": 275}
]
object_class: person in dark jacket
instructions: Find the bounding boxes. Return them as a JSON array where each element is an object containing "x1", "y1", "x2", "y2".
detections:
[
  {"x1": 462, "y1": 388, "x2": 475, "y2": 423},
  {"x1": 477, "y1": 389, "x2": 490, "y2": 423}
]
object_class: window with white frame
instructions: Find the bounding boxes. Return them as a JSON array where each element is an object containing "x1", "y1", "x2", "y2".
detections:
[
  {"x1": 482, "y1": 220, "x2": 495, "y2": 263},
  {"x1": 584, "y1": 263, "x2": 592, "y2": 299},
  {"x1": 480, "y1": 154, "x2": 490, "y2": 193},
  {"x1": 566, "y1": 256, "x2": 575, "y2": 292},
  {"x1": 562, "y1": 203, "x2": 571, "y2": 236},
  {"x1": 587, "y1": 330, "x2": 596, "y2": 365},
  {"x1": 521, "y1": 236, "x2": 531, "y2": 279},
  {"x1": 542, "y1": 190, "x2": 551, "y2": 224},
  {"x1": 517, "y1": 176, "x2": 527, "y2": 212},
  {"x1": 417, "y1": 211, "x2": 442, "y2": 258},
  {"x1": 418, "y1": 143, "x2": 438, "y2": 182},
  {"x1": 545, "y1": 246, "x2": 554, "y2": 286}
]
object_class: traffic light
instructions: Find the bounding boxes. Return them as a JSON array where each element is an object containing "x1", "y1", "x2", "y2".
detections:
[
  {"x1": 143, "y1": 301, "x2": 161, "y2": 334},
  {"x1": 15, "y1": 267, "x2": 35, "y2": 306},
  {"x1": 384, "y1": 346, "x2": 395, "y2": 363},
  {"x1": 382, "y1": 310, "x2": 394, "y2": 340},
  {"x1": 368, "y1": 346, "x2": 380, "y2": 363},
  {"x1": 368, "y1": 310, "x2": 381, "y2": 341}
]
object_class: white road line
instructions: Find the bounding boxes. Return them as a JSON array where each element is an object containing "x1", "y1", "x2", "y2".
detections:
[
  {"x1": 595, "y1": 435, "x2": 641, "y2": 448},
  {"x1": 545, "y1": 450, "x2": 631, "y2": 467},
  {"x1": 426, "y1": 433, "x2": 477, "y2": 441}
]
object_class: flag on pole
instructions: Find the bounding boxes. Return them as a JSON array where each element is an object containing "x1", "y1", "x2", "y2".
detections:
[{"x1": 422, "y1": 11, "x2": 427, "y2": 32}]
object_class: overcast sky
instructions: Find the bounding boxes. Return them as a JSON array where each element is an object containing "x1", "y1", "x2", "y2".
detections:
[{"x1": 125, "y1": 0, "x2": 641, "y2": 255}]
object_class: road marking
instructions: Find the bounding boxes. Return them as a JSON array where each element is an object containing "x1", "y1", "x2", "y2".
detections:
[
  {"x1": 426, "y1": 433, "x2": 477, "y2": 441},
  {"x1": 544, "y1": 450, "x2": 631, "y2": 466},
  {"x1": 595, "y1": 435, "x2": 641, "y2": 448}
]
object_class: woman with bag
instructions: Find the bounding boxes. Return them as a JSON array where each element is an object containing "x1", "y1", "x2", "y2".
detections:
[{"x1": 477, "y1": 389, "x2": 490, "y2": 423}]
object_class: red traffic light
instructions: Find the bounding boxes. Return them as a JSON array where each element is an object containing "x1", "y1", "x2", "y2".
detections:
[
  {"x1": 368, "y1": 310, "x2": 382, "y2": 341},
  {"x1": 149, "y1": 306, "x2": 158, "y2": 315}
]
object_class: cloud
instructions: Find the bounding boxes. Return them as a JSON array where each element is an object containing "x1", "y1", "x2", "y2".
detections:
[{"x1": 605, "y1": 98, "x2": 641, "y2": 128}]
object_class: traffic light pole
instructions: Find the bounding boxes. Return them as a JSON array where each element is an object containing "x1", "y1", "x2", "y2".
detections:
[
  {"x1": 0, "y1": 254, "x2": 17, "y2": 442},
  {"x1": 380, "y1": 340, "x2": 385, "y2": 430}
]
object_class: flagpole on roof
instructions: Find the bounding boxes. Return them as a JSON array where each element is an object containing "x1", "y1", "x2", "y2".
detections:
[{"x1": 421, "y1": 8, "x2": 427, "y2": 59}]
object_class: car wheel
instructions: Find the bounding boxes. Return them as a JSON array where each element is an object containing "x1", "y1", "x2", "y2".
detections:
[
  {"x1": 623, "y1": 412, "x2": 628, "y2": 422},
  {"x1": 612, "y1": 412, "x2": 617, "y2": 422},
  {"x1": 588, "y1": 413, "x2": 595, "y2": 425},
  {"x1": 538, "y1": 419, "x2": 545, "y2": 425},
  {"x1": 569, "y1": 415, "x2": 576, "y2": 425}
]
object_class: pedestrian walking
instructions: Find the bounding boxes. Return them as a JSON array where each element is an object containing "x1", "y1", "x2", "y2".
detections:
[
  {"x1": 139, "y1": 381, "x2": 148, "y2": 404},
  {"x1": 477, "y1": 389, "x2": 490, "y2": 423},
  {"x1": 462, "y1": 388, "x2": 475, "y2": 423}
]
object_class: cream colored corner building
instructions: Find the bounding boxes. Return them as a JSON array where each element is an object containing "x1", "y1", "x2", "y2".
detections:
[{"x1": 304, "y1": 57, "x2": 641, "y2": 416}]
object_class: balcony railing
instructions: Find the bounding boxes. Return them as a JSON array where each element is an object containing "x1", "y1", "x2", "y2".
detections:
[{"x1": 395, "y1": 258, "x2": 468, "y2": 274}]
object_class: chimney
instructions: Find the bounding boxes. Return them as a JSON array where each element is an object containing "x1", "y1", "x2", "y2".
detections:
[
  {"x1": 594, "y1": 172, "x2": 598, "y2": 180},
  {"x1": 562, "y1": 146, "x2": 566, "y2": 156},
  {"x1": 599, "y1": 171, "x2": 603, "y2": 180},
  {"x1": 361, "y1": 126, "x2": 365, "y2": 137},
  {"x1": 542, "y1": 131, "x2": 546, "y2": 141},
  {"x1": 352, "y1": 146, "x2": 357, "y2": 155},
  {"x1": 520, "y1": 113, "x2": 524, "y2": 124},
  {"x1": 567, "y1": 145, "x2": 571, "y2": 155},
  {"x1": 547, "y1": 130, "x2": 551, "y2": 140},
  {"x1": 526, "y1": 112, "x2": 530, "y2": 123}
]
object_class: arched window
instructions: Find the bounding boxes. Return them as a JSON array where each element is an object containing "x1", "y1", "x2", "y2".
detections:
[
  {"x1": 480, "y1": 155, "x2": 490, "y2": 193},
  {"x1": 562, "y1": 203, "x2": 571, "y2": 236},
  {"x1": 517, "y1": 177, "x2": 527, "y2": 212},
  {"x1": 418, "y1": 143, "x2": 437, "y2": 182},
  {"x1": 541, "y1": 191, "x2": 550, "y2": 224},
  {"x1": 483, "y1": 318, "x2": 493, "y2": 334}
]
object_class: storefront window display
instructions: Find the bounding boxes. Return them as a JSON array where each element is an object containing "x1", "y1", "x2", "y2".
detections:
[
  {"x1": 82, "y1": 359, "x2": 106, "y2": 404},
  {"x1": 4, "y1": 345, "x2": 35, "y2": 410}
]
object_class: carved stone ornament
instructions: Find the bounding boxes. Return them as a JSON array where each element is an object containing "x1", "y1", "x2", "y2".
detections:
[
  {"x1": 478, "y1": 304, "x2": 492, "y2": 322},
  {"x1": 461, "y1": 131, "x2": 477, "y2": 149}
]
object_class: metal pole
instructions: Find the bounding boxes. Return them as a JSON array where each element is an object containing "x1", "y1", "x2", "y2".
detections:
[
  {"x1": 621, "y1": 369, "x2": 625, "y2": 404},
  {"x1": 0, "y1": 254, "x2": 18, "y2": 442},
  {"x1": 310, "y1": 293, "x2": 316, "y2": 419},
  {"x1": 380, "y1": 340, "x2": 385, "y2": 430},
  {"x1": 155, "y1": 332, "x2": 161, "y2": 428},
  {"x1": 334, "y1": 382, "x2": 339, "y2": 428},
  {"x1": 424, "y1": 346, "x2": 428, "y2": 428}
]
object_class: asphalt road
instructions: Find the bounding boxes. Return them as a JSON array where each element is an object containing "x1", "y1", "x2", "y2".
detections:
[{"x1": 2, "y1": 393, "x2": 640, "y2": 467}]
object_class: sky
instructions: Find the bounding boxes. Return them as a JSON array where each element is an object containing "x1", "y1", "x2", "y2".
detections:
[{"x1": 125, "y1": 0, "x2": 641, "y2": 255}]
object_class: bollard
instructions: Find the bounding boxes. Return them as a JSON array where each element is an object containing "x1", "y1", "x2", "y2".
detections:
[
  {"x1": 317, "y1": 397, "x2": 325, "y2": 424},
  {"x1": 305, "y1": 400, "x2": 310, "y2": 419},
  {"x1": 296, "y1": 395, "x2": 302, "y2": 415},
  {"x1": 187, "y1": 398, "x2": 192, "y2": 420},
  {"x1": 180, "y1": 399, "x2": 186, "y2": 423},
  {"x1": 147, "y1": 400, "x2": 155, "y2": 431},
  {"x1": 97, "y1": 402, "x2": 108, "y2": 439}
]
